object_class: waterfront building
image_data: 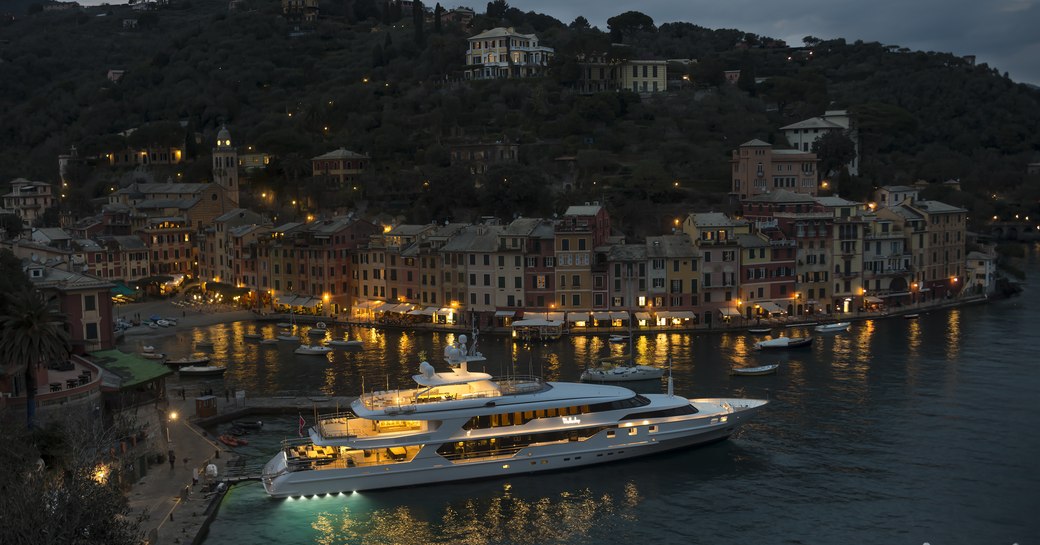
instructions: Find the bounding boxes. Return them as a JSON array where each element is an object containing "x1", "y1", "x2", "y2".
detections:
[
  {"x1": 874, "y1": 185, "x2": 919, "y2": 208},
  {"x1": 682, "y1": 212, "x2": 749, "y2": 325},
  {"x1": 24, "y1": 259, "x2": 116, "y2": 353},
  {"x1": 555, "y1": 204, "x2": 611, "y2": 316},
  {"x1": 439, "y1": 224, "x2": 503, "y2": 328},
  {"x1": 282, "y1": 0, "x2": 318, "y2": 22},
  {"x1": 816, "y1": 196, "x2": 867, "y2": 313},
  {"x1": 741, "y1": 189, "x2": 831, "y2": 316},
  {"x1": 603, "y1": 243, "x2": 647, "y2": 328},
  {"x1": 645, "y1": 234, "x2": 700, "y2": 325},
  {"x1": 492, "y1": 222, "x2": 527, "y2": 322},
  {"x1": 780, "y1": 110, "x2": 859, "y2": 175},
  {"x1": 382, "y1": 224, "x2": 438, "y2": 308},
  {"x1": 507, "y1": 218, "x2": 556, "y2": 314},
  {"x1": 730, "y1": 139, "x2": 819, "y2": 202},
  {"x1": 198, "y1": 208, "x2": 264, "y2": 286},
  {"x1": 965, "y1": 251, "x2": 997, "y2": 295},
  {"x1": 879, "y1": 199, "x2": 967, "y2": 301},
  {"x1": 465, "y1": 27, "x2": 554, "y2": 80},
  {"x1": 416, "y1": 223, "x2": 468, "y2": 316},
  {"x1": 861, "y1": 215, "x2": 913, "y2": 305},
  {"x1": 736, "y1": 231, "x2": 796, "y2": 319},
  {"x1": 3, "y1": 178, "x2": 55, "y2": 228}
]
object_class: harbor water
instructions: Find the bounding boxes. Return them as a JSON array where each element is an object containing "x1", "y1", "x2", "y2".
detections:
[{"x1": 152, "y1": 249, "x2": 1040, "y2": 544}]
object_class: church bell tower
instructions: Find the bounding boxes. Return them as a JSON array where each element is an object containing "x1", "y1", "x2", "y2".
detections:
[{"x1": 212, "y1": 125, "x2": 239, "y2": 205}]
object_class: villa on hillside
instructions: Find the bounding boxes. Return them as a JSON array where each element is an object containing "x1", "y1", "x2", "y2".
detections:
[{"x1": 465, "y1": 27, "x2": 554, "y2": 80}]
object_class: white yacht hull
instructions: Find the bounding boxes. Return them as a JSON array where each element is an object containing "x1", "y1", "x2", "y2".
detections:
[{"x1": 262, "y1": 398, "x2": 763, "y2": 498}]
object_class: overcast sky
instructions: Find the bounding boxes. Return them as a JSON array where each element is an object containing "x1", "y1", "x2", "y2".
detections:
[{"x1": 518, "y1": 0, "x2": 1040, "y2": 86}]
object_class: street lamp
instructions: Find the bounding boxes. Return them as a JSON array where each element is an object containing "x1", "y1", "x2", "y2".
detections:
[{"x1": 166, "y1": 410, "x2": 178, "y2": 443}]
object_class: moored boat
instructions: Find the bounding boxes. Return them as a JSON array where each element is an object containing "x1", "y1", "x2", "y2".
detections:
[
  {"x1": 747, "y1": 327, "x2": 772, "y2": 334},
  {"x1": 294, "y1": 345, "x2": 333, "y2": 356},
  {"x1": 731, "y1": 364, "x2": 780, "y2": 376},
  {"x1": 179, "y1": 365, "x2": 227, "y2": 377},
  {"x1": 243, "y1": 333, "x2": 263, "y2": 341},
  {"x1": 220, "y1": 434, "x2": 249, "y2": 447},
  {"x1": 814, "y1": 322, "x2": 850, "y2": 333},
  {"x1": 327, "y1": 339, "x2": 363, "y2": 348},
  {"x1": 277, "y1": 334, "x2": 301, "y2": 342},
  {"x1": 580, "y1": 355, "x2": 665, "y2": 382},
  {"x1": 166, "y1": 355, "x2": 212, "y2": 367},
  {"x1": 261, "y1": 334, "x2": 769, "y2": 497},
  {"x1": 607, "y1": 334, "x2": 629, "y2": 344},
  {"x1": 141, "y1": 352, "x2": 166, "y2": 360},
  {"x1": 904, "y1": 313, "x2": 920, "y2": 320},
  {"x1": 754, "y1": 336, "x2": 814, "y2": 350},
  {"x1": 307, "y1": 322, "x2": 329, "y2": 336}
]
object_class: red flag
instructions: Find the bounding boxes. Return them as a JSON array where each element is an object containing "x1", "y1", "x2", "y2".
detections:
[{"x1": 298, "y1": 413, "x2": 306, "y2": 437}]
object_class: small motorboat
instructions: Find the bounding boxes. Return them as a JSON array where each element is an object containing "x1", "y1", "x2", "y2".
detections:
[
  {"x1": 308, "y1": 322, "x2": 329, "y2": 336},
  {"x1": 904, "y1": 313, "x2": 920, "y2": 320},
  {"x1": 754, "y1": 336, "x2": 814, "y2": 350},
  {"x1": 814, "y1": 322, "x2": 850, "y2": 333},
  {"x1": 164, "y1": 318, "x2": 178, "y2": 326},
  {"x1": 156, "y1": 319, "x2": 171, "y2": 327},
  {"x1": 141, "y1": 352, "x2": 166, "y2": 360},
  {"x1": 179, "y1": 365, "x2": 227, "y2": 377},
  {"x1": 276, "y1": 322, "x2": 293, "y2": 328},
  {"x1": 327, "y1": 339, "x2": 363, "y2": 348},
  {"x1": 235, "y1": 420, "x2": 263, "y2": 430},
  {"x1": 219, "y1": 434, "x2": 249, "y2": 447},
  {"x1": 148, "y1": 322, "x2": 159, "y2": 329},
  {"x1": 607, "y1": 335, "x2": 629, "y2": 344},
  {"x1": 142, "y1": 345, "x2": 155, "y2": 353},
  {"x1": 243, "y1": 333, "x2": 263, "y2": 341},
  {"x1": 731, "y1": 364, "x2": 780, "y2": 376},
  {"x1": 166, "y1": 355, "x2": 212, "y2": 367},
  {"x1": 294, "y1": 345, "x2": 333, "y2": 356},
  {"x1": 580, "y1": 356, "x2": 664, "y2": 382},
  {"x1": 277, "y1": 334, "x2": 301, "y2": 343},
  {"x1": 747, "y1": 327, "x2": 772, "y2": 334},
  {"x1": 260, "y1": 338, "x2": 279, "y2": 345}
]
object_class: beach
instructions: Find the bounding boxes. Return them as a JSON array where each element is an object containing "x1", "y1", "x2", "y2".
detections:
[{"x1": 117, "y1": 298, "x2": 256, "y2": 341}]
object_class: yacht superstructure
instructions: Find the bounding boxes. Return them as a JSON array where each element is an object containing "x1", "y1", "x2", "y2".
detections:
[{"x1": 261, "y1": 335, "x2": 768, "y2": 498}]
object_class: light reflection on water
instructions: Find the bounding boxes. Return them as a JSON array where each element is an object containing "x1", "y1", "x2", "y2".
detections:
[{"x1": 163, "y1": 257, "x2": 1040, "y2": 543}]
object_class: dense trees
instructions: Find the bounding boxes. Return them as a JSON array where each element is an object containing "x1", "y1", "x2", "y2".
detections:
[{"x1": 0, "y1": 4, "x2": 1036, "y2": 230}]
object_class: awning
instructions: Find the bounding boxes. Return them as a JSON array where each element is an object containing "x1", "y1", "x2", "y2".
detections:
[
  {"x1": 592, "y1": 312, "x2": 611, "y2": 321},
  {"x1": 297, "y1": 297, "x2": 320, "y2": 308},
  {"x1": 436, "y1": 307, "x2": 455, "y2": 315},
  {"x1": 719, "y1": 307, "x2": 741, "y2": 317},
  {"x1": 759, "y1": 302, "x2": 785, "y2": 314},
  {"x1": 355, "y1": 300, "x2": 385, "y2": 309},
  {"x1": 494, "y1": 310, "x2": 516, "y2": 318},
  {"x1": 635, "y1": 312, "x2": 650, "y2": 321},
  {"x1": 864, "y1": 296, "x2": 883, "y2": 303},
  {"x1": 565, "y1": 313, "x2": 586, "y2": 323},
  {"x1": 382, "y1": 303, "x2": 412, "y2": 313},
  {"x1": 669, "y1": 311, "x2": 697, "y2": 320},
  {"x1": 655, "y1": 311, "x2": 673, "y2": 319},
  {"x1": 545, "y1": 311, "x2": 565, "y2": 322},
  {"x1": 512, "y1": 318, "x2": 561, "y2": 327},
  {"x1": 882, "y1": 292, "x2": 909, "y2": 298},
  {"x1": 407, "y1": 307, "x2": 438, "y2": 316},
  {"x1": 610, "y1": 312, "x2": 630, "y2": 321}
]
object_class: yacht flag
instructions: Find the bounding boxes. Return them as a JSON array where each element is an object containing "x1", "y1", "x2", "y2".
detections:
[{"x1": 298, "y1": 413, "x2": 306, "y2": 437}]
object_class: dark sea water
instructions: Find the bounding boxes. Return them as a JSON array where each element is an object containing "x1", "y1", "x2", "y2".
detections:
[{"x1": 167, "y1": 247, "x2": 1040, "y2": 545}]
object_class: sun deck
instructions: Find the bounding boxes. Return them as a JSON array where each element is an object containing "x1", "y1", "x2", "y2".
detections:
[{"x1": 356, "y1": 376, "x2": 549, "y2": 413}]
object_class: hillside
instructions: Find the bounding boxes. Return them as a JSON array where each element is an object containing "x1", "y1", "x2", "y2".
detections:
[{"x1": 1, "y1": 0, "x2": 1038, "y2": 235}]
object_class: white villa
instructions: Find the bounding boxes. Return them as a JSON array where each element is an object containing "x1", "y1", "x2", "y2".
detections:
[{"x1": 465, "y1": 27, "x2": 554, "y2": 80}]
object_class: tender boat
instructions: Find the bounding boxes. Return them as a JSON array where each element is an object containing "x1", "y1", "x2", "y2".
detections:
[
  {"x1": 814, "y1": 322, "x2": 850, "y2": 333},
  {"x1": 141, "y1": 352, "x2": 166, "y2": 360},
  {"x1": 156, "y1": 319, "x2": 171, "y2": 327},
  {"x1": 294, "y1": 345, "x2": 333, "y2": 356},
  {"x1": 308, "y1": 322, "x2": 329, "y2": 336},
  {"x1": 277, "y1": 334, "x2": 301, "y2": 342},
  {"x1": 142, "y1": 345, "x2": 156, "y2": 353},
  {"x1": 166, "y1": 355, "x2": 212, "y2": 366},
  {"x1": 260, "y1": 338, "x2": 279, "y2": 345},
  {"x1": 179, "y1": 365, "x2": 228, "y2": 377},
  {"x1": 904, "y1": 313, "x2": 920, "y2": 320},
  {"x1": 731, "y1": 364, "x2": 780, "y2": 376},
  {"x1": 754, "y1": 336, "x2": 814, "y2": 350},
  {"x1": 261, "y1": 334, "x2": 769, "y2": 497},
  {"x1": 327, "y1": 339, "x2": 363, "y2": 348},
  {"x1": 747, "y1": 327, "x2": 772, "y2": 334},
  {"x1": 243, "y1": 333, "x2": 263, "y2": 341},
  {"x1": 220, "y1": 434, "x2": 249, "y2": 447},
  {"x1": 607, "y1": 335, "x2": 629, "y2": 344},
  {"x1": 580, "y1": 356, "x2": 665, "y2": 382},
  {"x1": 236, "y1": 420, "x2": 264, "y2": 430},
  {"x1": 276, "y1": 322, "x2": 293, "y2": 328}
]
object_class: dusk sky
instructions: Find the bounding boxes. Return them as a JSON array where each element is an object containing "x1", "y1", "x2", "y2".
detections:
[{"x1": 520, "y1": 0, "x2": 1039, "y2": 85}]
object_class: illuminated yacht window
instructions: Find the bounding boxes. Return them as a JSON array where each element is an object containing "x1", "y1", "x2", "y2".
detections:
[{"x1": 628, "y1": 428, "x2": 638, "y2": 436}]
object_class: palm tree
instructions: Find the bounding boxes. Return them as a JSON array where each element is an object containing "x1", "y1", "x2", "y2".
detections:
[{"x1": 0, "y1": 290, "x2": 71, "y2": 429}]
